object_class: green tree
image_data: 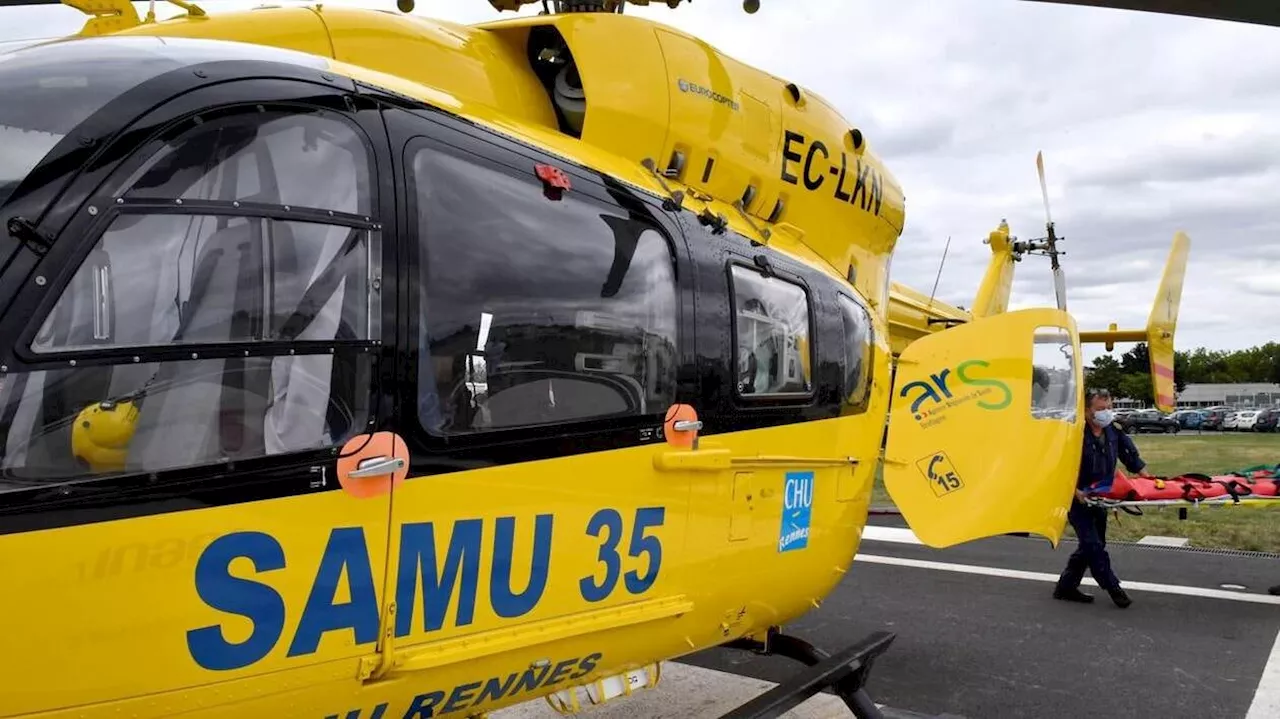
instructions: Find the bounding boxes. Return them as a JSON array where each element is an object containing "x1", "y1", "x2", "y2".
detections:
[
  {"x1": 1173, "y1": 351, "x2": 1188, "y2": 393},
  {"x1": 1090, "y1": 341, "x2": 1280, "y2": 408},
  {"x1": 1086, "y1": 354, "x2": 1124, "y2": 397},
  {"x1": 1120, "y1": 343, "x2": 1150, "y2": 376},
  {"x1": 1118, "y1": 374, "x2": 1153, "y2": 405}
]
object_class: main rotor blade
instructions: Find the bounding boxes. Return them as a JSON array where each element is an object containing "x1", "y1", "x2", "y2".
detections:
[
  {"x1": 1053, "y1": 265, "x2": 1068, "y2": 312},
  {"x1": 1036, "y1": 150, "x2": 1053, "y2": 227}
]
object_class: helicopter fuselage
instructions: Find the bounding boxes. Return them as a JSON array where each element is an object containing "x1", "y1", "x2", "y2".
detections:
[
  {"x1": 0, "y1": 11, "x2": 893, "y2": 717},
  {"x1": 0, "y1": 5, "x2": 1089, "y2": 719}
]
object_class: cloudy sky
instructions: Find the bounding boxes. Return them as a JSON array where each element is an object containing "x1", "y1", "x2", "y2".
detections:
[{"x1": 3, "y1": 0, "x2": 1277, "y2": 365}]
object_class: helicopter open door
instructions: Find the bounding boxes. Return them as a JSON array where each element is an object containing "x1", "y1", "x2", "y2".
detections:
[{"x1": 884, "y1": 308, "x2": 1083, "y2": 548}]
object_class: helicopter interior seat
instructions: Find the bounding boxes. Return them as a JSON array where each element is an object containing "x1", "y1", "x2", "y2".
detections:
[
  {"x1": 264, "y1": 222, "x2": 366, "y2": 452},
  {"x1": 123, "y1": 217, "x2": 276, "y2": 473},
  {"x1": 467, "y1": 321, "x2": 634, "y2": 429},
  {"x1": 123, "y1": 214, "x2": 364, "y2": 473}
]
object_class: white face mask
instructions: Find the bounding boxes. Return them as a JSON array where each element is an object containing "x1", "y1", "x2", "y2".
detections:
[{"x1": 1093, "y1": 409, "x2": 1115, "y2": 427}]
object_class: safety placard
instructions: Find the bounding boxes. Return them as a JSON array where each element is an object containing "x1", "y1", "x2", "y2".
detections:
[{"x1": 916, "y1": 451, "x2": 964, "y2": 498}]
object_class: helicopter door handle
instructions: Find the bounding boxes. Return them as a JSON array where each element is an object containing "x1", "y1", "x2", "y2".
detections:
[{"x1": 347, "y1": 456, "x2": 406, "y2": 479}]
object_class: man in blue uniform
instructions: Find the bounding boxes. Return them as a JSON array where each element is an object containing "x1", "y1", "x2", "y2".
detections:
[{"x1": 1054, "y1": 388, "x2": 1153, "y2": 608}]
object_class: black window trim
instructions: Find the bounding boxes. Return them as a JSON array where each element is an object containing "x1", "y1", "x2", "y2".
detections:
[
  {"x1": 726, "y1": 257, "x2": 818, "y2": 406},
  {"x1": 836, "y1": 289, "x2": 876, "y2": 414},
  {"x1": 401, "y1": 131, "x2": 686, "y2": 448}
]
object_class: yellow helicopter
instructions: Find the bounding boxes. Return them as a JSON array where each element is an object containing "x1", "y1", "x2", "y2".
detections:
[{"x1": 0, "y1": 1, "x2": 1252, "y2": 717}]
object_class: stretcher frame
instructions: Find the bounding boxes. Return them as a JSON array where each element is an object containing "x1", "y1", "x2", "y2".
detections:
[{"x1": 1083, "y1": 495, "x2": 1280, "y2": 516}]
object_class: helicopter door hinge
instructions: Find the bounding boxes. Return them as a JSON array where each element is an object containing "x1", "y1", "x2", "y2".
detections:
[
  {"x1": 359, "y1": 601, "x2": 397, "y2": 682},
  {"x1": 7, "y1": 217, "x2": 52, "y2": 257},
  {"x1": 697, "y1": 208, "x2": 727, "y2": 234}
]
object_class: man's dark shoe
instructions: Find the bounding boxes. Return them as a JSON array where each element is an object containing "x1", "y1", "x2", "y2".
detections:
[
  {"x1": 1053, "y1": 587, "x2": 1094, "y2": 603},
  {"x1": 1108, "y1": 587, "x2": 1132, "y2": 608},
  {"x1": 1270, "y1": 585, "x2": 1279, "y2": 596}
]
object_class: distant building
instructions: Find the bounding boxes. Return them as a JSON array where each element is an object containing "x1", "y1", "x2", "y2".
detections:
[{"x1": 1175, "y1": 383, "x2": 1280, "y2": 409}]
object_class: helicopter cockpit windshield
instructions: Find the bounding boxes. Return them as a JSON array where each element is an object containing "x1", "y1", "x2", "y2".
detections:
[
  {"x1": 0, "y1": 37, "x2": 374, "y2": 489},
  {"x1": 0, "y1": 37, "x2": 331, "y2": 214},
  {"x1": 0, "y1": 40, "x2": 174, "y2": 210}
]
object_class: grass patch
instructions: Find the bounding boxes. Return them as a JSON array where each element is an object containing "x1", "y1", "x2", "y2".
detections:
[{"x1": 871, "y1": 432, "x2": 1280, "y2": 553}]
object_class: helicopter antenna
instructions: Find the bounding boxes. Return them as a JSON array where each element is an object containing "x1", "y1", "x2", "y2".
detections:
[{"x1": 927, "y1": 235, "x2": 951, "y2": 309}]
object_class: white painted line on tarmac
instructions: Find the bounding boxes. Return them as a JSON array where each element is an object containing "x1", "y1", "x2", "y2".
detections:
[
  {"x1": 489, "y1": 661, "x2": 878, "y2": 719},
  {"x1": 854, "y1": 553, "x2": 1280, "y2": 605},
  {"x1": 1245, "y1": 628, "x2": 1280, "y2": 719},
  {"x1": 1137, "y1": 535, "x2": 1190, "y2": 547},
  {"x1": 861, "y1": 525, "x2": 922, "y2": 545}
]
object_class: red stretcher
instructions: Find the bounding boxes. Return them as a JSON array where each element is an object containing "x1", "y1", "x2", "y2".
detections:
[{"x1": 1083, "y1": 464, "x2": 1280, "y2": 509}]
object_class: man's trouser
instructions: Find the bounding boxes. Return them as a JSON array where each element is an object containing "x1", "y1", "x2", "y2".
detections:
[{"x1": 1057, "y1": 500, "x2": 1120, "y2": 591}]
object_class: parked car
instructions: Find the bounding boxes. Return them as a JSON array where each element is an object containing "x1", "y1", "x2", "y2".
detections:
[
  {"x1": 1235, "y1": 410, "x2": 1262, "y2": 431},
  {"x1": 1254, "y1": 408, "x2": 1280, "y2": 432},
  {"x1": 1199, "y1": 408, "x2": 1226, "y2": 430},
  {"x1": 1172, "y1": 409, "x2": 1204, "y2": 429},
  {"x1": 1117, "y1": 409, "x2": 1180, "y2": 433}
]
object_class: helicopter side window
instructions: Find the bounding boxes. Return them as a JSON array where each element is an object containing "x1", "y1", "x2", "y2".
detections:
[
  {"x1": 29, "y1": 214, "x2": 377, "y2": 352},
  {"x1": 837, "y1": 293, "x2": 874, "y2": 409},
  {"x1": 1031, "y1": 325, "x2": 1078, "y2": 421},
  {"x1": 730, "y1": 265, "x2": 813, "y2": 398},
  {"x1": 1, "y1": 107, "x2": 378, "y2": 482},
  {"x1": 409, "y1": 141, "x2": 678, "y2": 436}
]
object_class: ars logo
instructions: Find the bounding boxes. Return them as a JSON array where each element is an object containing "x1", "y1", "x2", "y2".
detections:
[
  {"x1": 898, "y1": 359, "x2": 1012, "y2": 420},
  {"x1": 778, "y1": 471, "x2": 814, "y2": 553}
]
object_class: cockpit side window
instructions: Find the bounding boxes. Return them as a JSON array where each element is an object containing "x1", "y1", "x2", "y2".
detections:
[
  {"x1": 0, "y1": 107, "x2": 379, "y2": 484},
  {"x1": 407, "y1": 139, "x2": 679, "y2": 437},
  {"x1": 117, "y1": 109, "x2": 373, "y2": 215},
  {"x1": 730, "y1": 264, "x2": 813, "y2": 399},
  {"x1": 837, "y1": 292, "x2": 874, "y2": 411}
]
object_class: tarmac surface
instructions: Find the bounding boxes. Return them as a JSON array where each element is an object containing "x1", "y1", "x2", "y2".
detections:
[
  {"x1": 684, "y1": 518, "x2": 1280, "y2": 719},
  {"x1": 496, "y1": 516, "x2": 1280, "y2": 719}
]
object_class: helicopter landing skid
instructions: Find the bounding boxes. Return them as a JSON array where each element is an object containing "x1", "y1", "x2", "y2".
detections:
[{"x1": 716, "y1": 629, "x2": 894, "y2": 719}]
